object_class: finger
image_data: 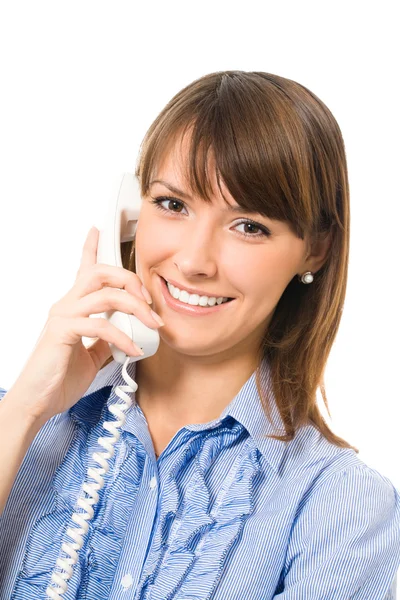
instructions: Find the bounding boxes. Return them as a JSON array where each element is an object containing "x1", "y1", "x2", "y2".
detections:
[
  {"x1": 71, "y1": 287, "x2": 162, "y2": 329},
  {"x1": 77, "y1": 227, "x2": 99, "y2": 277},
  {"x1": 86, "y1": 337, "x2": 112, "y2": 371},
  {"x1": 73, "y1": 263, "x2": 147, "y2": 305},
  {"x1": 49, "y1": 316, "x2": 142, "y2": 357}
]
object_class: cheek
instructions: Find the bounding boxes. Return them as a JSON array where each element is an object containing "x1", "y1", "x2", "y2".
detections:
[
  {"x1": 135, "y1": 217, "x2": 166, "y2": 263},
  {"x1": 229, "y1": 250, "x2": 296, "y2": 303},
  {"x1": 225, "y1": 253, "x2": 272, "y2": 293}
]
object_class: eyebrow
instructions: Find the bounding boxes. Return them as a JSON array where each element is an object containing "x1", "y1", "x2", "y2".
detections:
[{"x1": 149, "y1": 179, "x2": 260, "y2": 215}]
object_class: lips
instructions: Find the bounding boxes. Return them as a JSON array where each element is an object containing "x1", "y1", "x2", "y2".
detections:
[{"x1": 159, "y1": 275, "x2": 235, "y2": 316}]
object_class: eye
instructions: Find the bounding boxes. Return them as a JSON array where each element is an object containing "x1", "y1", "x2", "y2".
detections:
[
  {"x1": 151, "y1": 196, "x2": 184, "y2": 214},
  {"x1": 150, "y1": 196, "x2": 271, "y2": 239}
]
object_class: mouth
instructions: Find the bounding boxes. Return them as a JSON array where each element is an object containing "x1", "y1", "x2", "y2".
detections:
[
  {"x1": 159, "y1": 276, "x2": 235, "y2": 316},
  {"x1": 161, "y1": 277, "x2": 234, "y2": 304}
]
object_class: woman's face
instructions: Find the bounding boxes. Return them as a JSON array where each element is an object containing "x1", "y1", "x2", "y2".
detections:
[{"x1": 134, "y1": 136, "x2": 314, "y2": 360}]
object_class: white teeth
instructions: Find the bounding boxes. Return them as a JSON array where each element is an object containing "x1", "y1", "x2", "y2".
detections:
[{"x1": 166, "y1": 281, "x2": 230, "y2": 307}]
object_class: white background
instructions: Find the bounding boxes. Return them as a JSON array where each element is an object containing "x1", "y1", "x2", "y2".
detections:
[{"x1": 0, "y1": 0, "x2": 398, "y2": 505}]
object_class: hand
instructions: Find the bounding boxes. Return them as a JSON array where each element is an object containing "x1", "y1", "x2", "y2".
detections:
[{"x1": 7, "y1": 226, "x2": 164, "y2": 426}]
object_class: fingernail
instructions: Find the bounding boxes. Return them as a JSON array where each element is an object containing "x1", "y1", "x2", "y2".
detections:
[
  {"x1": 141, "y1": 285, "x2": 153, "y2": 304},
  {"x1": 150, "y1": 310, "x2": 165, "y2": 326},
  {"x1": 132, "y1": 342, "x2": 144, "y2": 356}
]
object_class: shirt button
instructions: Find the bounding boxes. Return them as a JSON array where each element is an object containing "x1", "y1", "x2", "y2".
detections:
[
  {"x1": 149, "y1": 476, "x2": 157, "y2": 489},
  {"x1": 121, "y1": 573, "x2": 133, "y2": 589}
]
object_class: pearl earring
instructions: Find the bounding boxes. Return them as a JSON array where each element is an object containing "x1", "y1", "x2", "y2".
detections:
[{"x1": 298, "y1": 271, "x2": 314, "y2": 284}]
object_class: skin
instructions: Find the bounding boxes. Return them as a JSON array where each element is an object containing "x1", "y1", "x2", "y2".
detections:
[{"x1": 133, "y1": 132, "x2": 331, "y2": 455}]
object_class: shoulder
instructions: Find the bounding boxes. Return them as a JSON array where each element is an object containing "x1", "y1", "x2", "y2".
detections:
[{"x1": 276, "y1": 428, "x2": 400, "y2": 597}]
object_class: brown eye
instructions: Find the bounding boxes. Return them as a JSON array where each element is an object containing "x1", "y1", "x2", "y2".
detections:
[
  {"x1": 150, "y1": 196, "x2": 184, "y2": 213},
  {"x1": 235, "y1": 220, "x2": 271, "y2": 239}
]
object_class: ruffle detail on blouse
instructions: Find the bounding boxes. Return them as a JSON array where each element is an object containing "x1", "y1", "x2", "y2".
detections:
[
  {"x1": 137, "y1": 424, "x2": 261, "y2": 600},
  {"x1": 11, "y1": 388, "x2": 145, "y2": 600}
]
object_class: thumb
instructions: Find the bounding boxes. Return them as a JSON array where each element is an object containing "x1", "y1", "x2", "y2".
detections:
[{"x1": 76, "y1": 226, "x2": 99, "y2": 280}]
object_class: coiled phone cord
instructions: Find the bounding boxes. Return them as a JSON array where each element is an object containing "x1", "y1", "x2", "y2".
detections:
[{"x1": 45, "y1": 356, "x2": 136, "y2": 599}]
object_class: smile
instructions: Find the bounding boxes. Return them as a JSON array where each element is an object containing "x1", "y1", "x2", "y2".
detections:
[
  {"x1": 159, "y1": 276, "x2": 235, "y2": 316},
  {"x1": 165, "y1": 279, "x2": 232, "y2": 307}
]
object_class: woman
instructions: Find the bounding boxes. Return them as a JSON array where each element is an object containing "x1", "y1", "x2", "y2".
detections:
[{"x1": 0, "y1": 70, "x2": 399, "y2": 599}]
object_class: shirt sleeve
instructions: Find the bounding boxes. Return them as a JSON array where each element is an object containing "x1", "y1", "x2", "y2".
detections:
[
  {"x1": 274, "y1": 464, "x2": 400, "y2": 600},
  {"x1": 0, "y1": 387, "x2": 7, "y2": 400}
]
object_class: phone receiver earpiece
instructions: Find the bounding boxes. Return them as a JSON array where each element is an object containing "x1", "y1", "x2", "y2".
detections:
[{"x1": 97, "y1": 173, "x2": 160, "y2": 364}]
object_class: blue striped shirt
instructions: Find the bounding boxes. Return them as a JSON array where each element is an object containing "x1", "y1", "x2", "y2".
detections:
[{"x1": 0, "y1": 357, "x2": 399, "y2": 599}]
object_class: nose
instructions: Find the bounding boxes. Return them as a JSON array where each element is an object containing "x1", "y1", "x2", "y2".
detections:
[{"x1": 172, "y1": 219, "x2": 220, "y2": 279}]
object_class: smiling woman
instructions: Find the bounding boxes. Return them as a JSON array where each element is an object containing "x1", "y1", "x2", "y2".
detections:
[{"x1": 1, "y1": 70, "x2": 399, "y2": 600}]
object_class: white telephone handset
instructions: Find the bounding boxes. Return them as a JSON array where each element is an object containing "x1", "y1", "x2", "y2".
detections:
[
  {"x1": 97, "y1": 173, "x2": 160, "y2": 363},
  {"x1": 46, "y1": 174, "x2": 158, "y2": 599}
]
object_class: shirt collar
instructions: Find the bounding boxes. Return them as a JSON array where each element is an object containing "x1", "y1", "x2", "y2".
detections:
[{"x1": 70, "y1": 356, "x2": 287, "y2": 473}]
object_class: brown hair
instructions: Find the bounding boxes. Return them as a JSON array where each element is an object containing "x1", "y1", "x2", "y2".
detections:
[{"x1": 102, "y1": 70, "x2": 357, "y2": 452}]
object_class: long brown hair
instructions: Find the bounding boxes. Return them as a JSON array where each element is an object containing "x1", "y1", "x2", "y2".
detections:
[{"x1": 102, "y1": 70, "x2": 357, "y2": 452}]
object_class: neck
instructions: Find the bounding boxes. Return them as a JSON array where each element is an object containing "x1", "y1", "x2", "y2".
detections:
[{"x1": 134, "y1": 339, "x2": 260, "y2": 427}]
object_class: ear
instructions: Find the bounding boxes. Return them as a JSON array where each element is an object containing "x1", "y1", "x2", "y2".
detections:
[{"x1": 302, "y1": 229, "x2": 333, "y2": 274}]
